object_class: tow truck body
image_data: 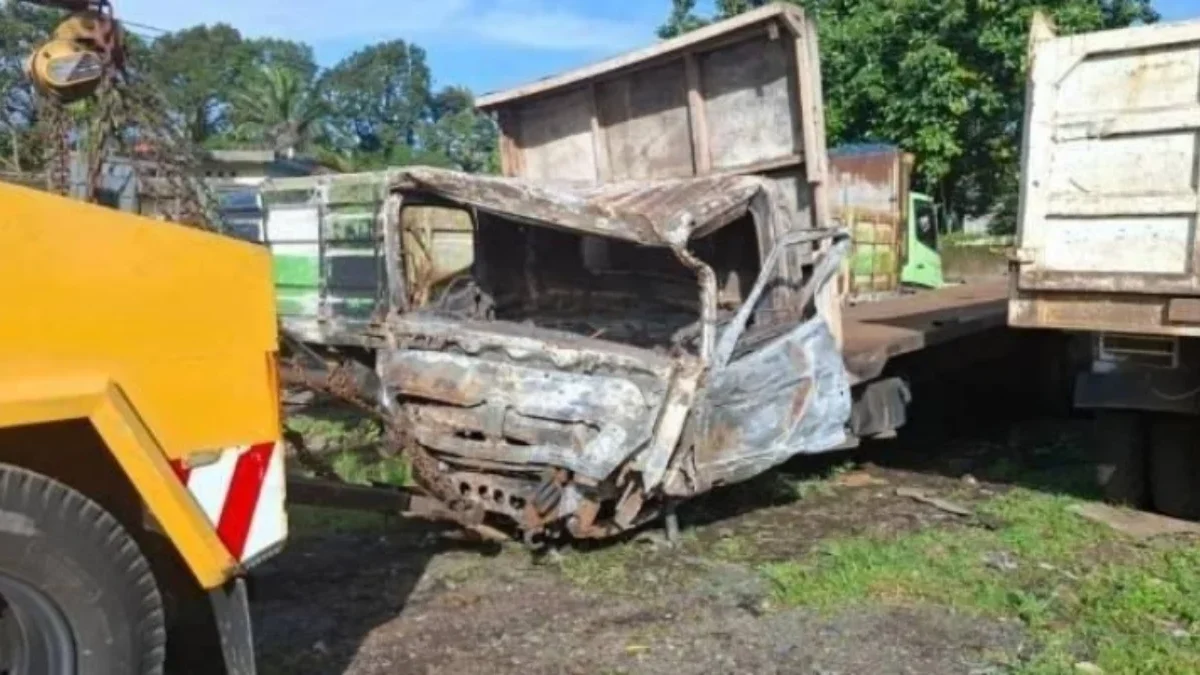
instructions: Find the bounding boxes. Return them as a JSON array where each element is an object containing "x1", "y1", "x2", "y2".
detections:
[{"x1": 0, "y1": 182, "x2": 285, "y2": 674}]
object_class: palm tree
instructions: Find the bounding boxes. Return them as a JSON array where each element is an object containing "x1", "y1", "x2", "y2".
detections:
[{"x1": 230, "y1": 65, "x2": 323, "y2": 157}]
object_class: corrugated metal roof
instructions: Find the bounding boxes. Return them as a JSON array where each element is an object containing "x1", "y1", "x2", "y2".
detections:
[{"x1": 391, "y1": 166, "x2": 790, "y2": 247}]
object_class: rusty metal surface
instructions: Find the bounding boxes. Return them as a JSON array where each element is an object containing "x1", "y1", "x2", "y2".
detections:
[
  {"x1": 842, "y1": 278, "x2": 1009, "y2": 382},
  {"x1": 392, "y1": 167, "x2": 789, "y2": 248},
  {"x1": 828, "y1": 145, "x2": 910, "y2": 297},
  {"x1": 1009, "y1": 288, "x2": 1200, "y2": 339},
  {"x1": 1168, "y1": 298, "x2": 1200, "y2": 325},
  {"x1": 377, "y1": 173, "x2": 852, "y2": 540},
  {"x1": 686, "y1": 233, "x2": 851, "y2": 487},
  {"x1": 384, "y1": 347, "x2": 663, "y2": 481}
]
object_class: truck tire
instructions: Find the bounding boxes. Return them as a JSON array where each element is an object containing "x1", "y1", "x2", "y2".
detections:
[
  {"x1": 1149, "y1": 415, "x2": 1200, "y2": 520},
  {"x1": 0, "y1": 464, "x2": 166, "y2": 675},
  {"x1": 1093, "y1": 411, "x2": 1148, "y2": 507}
]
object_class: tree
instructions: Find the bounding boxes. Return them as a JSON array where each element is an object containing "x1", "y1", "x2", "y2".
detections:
[
  {"x1": 321, "y1": 40, "x2": 432, "y2": 156},
  {"x1": 229, "y1": 65, "x2": 325, "y2": 155},
  {"x1": 0, "y1": 4, "x2": 60, "y2": 172},
  {"x1": 147, "y1": 24, "x2": 254, "y2": 143},
  {"x1": 658, "y1": 0, "x2": 709, "y2": 39},
  {"x1": 247, "y1": 38, "x2": 318, "y2": 83},
  {"x1": 658, "y1": 0, "x2": 1158, "y2": 231},
  {"x1": 420, "y1": 86, "x2": 499, "y2": 174}
]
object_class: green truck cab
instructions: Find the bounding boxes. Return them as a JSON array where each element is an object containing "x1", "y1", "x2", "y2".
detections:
[{"x1": 905, "y1": 191, "x2": 943, "y2": 288}]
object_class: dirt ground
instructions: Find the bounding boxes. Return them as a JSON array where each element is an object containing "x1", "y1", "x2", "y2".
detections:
[{"x1": 250, "y1": 414, "x2": 1097, "y2": 675}]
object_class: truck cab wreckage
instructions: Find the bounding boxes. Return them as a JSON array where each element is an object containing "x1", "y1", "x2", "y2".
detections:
[{"x1": 364, "y1": 167, "x2": 851, "y2": 541}]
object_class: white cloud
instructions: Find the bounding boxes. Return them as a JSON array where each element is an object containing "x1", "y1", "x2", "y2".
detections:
[{"x1": 114, "y1": 0, "x2": 649, "y2": 52}]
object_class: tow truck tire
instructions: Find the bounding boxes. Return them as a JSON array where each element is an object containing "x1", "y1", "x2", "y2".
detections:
[
  {"x1": 1148, "y1": 415, "x2": 1200, "y2": 520},
  {"x1": 0, "y1": 464, "x2": 166, "y2": 675},
  {"x1": 1093, "y1": 411, "x2": 1148, "y2": 508}
]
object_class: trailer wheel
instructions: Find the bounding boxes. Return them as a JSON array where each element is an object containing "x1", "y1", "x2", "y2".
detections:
[
  {"x1": 0, "y1": 464, "x2": 166, "y2": 675},
  {"x1": 1149, "y1": 415, "x2": 1200, "y2": 520},
  {"x1": 1093, "y1": 411, "x2": 1148, "y2": 508}
]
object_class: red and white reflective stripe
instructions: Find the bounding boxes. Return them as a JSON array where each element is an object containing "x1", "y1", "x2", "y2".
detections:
[{"x1": 169, "y1": 441, "x2": 287, "y2": 565}]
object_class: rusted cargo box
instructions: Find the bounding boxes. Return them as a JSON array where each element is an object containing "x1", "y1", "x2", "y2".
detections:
[
  {"x1": 828, "y1": 145, "x2": 913, "y2": 297},
  {"x1": 477, "y1": 2, "x2": 829, "y2": 233},
  {"x1": 1010, "y1": 15, "x2": 1200, "y2": 338}
]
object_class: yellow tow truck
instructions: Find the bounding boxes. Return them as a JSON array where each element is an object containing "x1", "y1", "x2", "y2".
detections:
[
  {"x1": 2, "y1": 3, "x2": 286, "y2": 673},
  {"x1": 0, "y1": 185, "x2": 285, "y2": 675}
]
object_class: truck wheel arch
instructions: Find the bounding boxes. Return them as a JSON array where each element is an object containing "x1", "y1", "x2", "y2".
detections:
[{"x1": 0, "y1": 379, "x2": 241, "y2": 592}]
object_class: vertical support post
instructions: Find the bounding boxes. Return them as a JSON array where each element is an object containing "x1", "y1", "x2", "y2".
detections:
[
  {"x1": 589, "y1": 83, "x2": 612, "y2": 184},
  {"x1": 497, "y1": 109, "x2": 524, "y2": 178},
  {"x1": 684, "y1": 52, "x2": 712, "y2": 176},
  {"x1": 382, "y1": 193, "x2": 407, "y2": 316},
  {"x1": 793, "y1": 15, "x2": 828, "y2": 227},
  {"x1": 792, "y1": 11, "x2": 841, "y2": 348}
]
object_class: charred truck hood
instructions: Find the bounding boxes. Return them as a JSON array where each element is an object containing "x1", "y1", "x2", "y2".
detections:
[{"x1": 379, "y1": 167, "x2": 852, "y2": 539}]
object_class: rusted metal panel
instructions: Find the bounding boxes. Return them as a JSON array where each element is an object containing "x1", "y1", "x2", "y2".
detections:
[
  {"x1": 827, "y1": 145, "x2": 912, "y2": 298},
  {"x1": 391, "y1": 166, "x2": 793, "y2": 248},
  {"x1": 1009, "y1": 289, "x2": 1200, "y2": 339},
  {"x1": 690, "y1": 234, "x2": 852, "y2": 489},
  {"x1": 1012, "y1": 15, "x2": 1200, "y2": 333},
  {"x1": 843, "y1": 279, "x2": 1009, "y2": 383},
  {"x1": 476, "y1": 3, "x2": 827, "y2": 235}
]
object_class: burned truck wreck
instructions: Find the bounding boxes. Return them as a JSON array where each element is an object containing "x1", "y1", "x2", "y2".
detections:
[{"x1": 375, "y1": 167, "x2": 851, "y2": 540}]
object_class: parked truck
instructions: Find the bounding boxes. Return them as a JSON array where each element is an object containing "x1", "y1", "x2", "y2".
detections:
[
  {"x1": 0, "y1": 182, "x2": 286, "y2": 674},
  {"x1": 828, "y1": 143, "x2": 945, "y2": 297},
  {"x1": 1009, "y1": 13, "x2": 1200, "y2": 519}
]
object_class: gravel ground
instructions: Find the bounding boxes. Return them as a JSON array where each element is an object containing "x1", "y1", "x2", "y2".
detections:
[{"x1": 251, "y1": 445, "x2": 1039, "y2": 675}]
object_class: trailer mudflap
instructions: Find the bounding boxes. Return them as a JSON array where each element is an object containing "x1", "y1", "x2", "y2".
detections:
[{"x1": 210, "y1": 577, "x2": 256, "y2": 675}]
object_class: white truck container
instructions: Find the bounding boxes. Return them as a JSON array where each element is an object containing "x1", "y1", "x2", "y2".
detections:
[{"x1": 1009, "y1": 13, "x2": 1200, "y2": 518}]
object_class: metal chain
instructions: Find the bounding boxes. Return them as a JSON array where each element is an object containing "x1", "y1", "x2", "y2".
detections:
[
  {"x1": 280, "y1": 355, "x2": 486, "y2": 526},
  {"x1": 36, "y1": 64, "x2": 217, "y2": 230},
  {"x1": 37, "y1": 95, "x2": 70, "y2": 196}
]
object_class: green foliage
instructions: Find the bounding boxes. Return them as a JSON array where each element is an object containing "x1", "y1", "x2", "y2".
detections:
[
  {"x1": 0, "y1": 4, "x2": 59, "y2": 172},
  {"x1": 228, "y1": 65, "x2": 325, "y2": 154},
  {"x1": 420, "y1": 86, "x2": 499, "y2": 174},
  {"x1": 310, "y1": 41, "x2": 499, "y2": 173},
  {"x1": 320, "y1": 40, "x2": 431, "y2": 155},
  {"x1": 658, "y1": 0, "x2": 709, "y2": 39},
  {"x1": 247, "y1": 38, "x2": 318, "y2": 83},
  {"x1": 147, "y1": 23, "x2": 255, "y2": 143},
  {"x1": 658, "y1": 0, "x2": 1158, "y2": 230}
]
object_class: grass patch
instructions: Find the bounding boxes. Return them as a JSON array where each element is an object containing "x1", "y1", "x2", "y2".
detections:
[
  {"x1": 711, "y1": 534, "x2": 756, "y2": 562},
  {"x1": 762, "y1": 488, "x2": 1200, "y2": 673},
  {"x1": 328, "y1": 451, "x2": 413, "y2": 487},
  {"x1": 559, "y1": 545, "x2": 634, "y2": 591},
  {"x1": 287, "y1": 411, "x2": 413, "y2": 487},
  {"x1": 286, "y1": 412, "x2": 382, "y2": 449}
]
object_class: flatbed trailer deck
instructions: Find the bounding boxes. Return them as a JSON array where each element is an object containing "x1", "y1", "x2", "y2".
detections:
[{"x1": 842, "y1": 278, "x2": 1010, "y2": 384}]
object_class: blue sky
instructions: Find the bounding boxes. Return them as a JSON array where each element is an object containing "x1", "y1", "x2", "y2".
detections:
[{"x1": 118, "y1": 0, "x2": 1200, "y2": 96}]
